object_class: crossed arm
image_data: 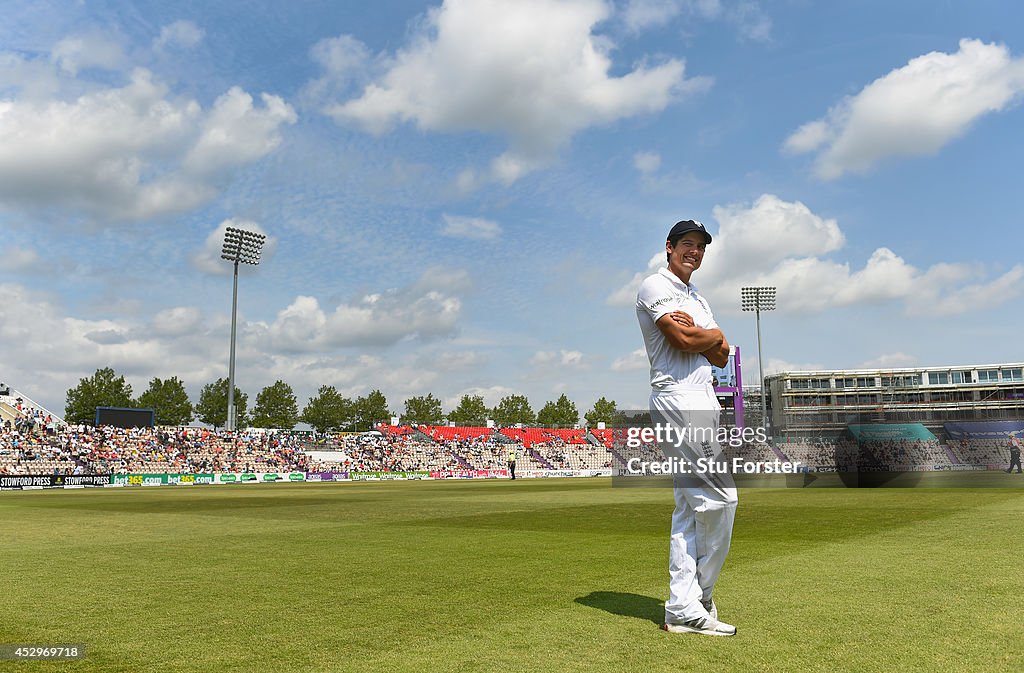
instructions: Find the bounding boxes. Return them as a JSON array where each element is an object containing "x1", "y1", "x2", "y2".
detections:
[{"x1": 655, "y1": 311, "x2": 730, "y2": 368}]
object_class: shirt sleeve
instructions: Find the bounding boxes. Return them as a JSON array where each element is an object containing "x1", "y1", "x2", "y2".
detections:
[
  {"x1": 693, "y1": 288, "x2": 718, "y2": 329},
  {"x1": 636, "y1": 275, "x2": 678, "y2": 323}
]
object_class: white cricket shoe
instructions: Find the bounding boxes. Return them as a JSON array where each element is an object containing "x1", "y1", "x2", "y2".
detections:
[{"x1": 662, "y1": 616, "x2": 736, "y2": 637}]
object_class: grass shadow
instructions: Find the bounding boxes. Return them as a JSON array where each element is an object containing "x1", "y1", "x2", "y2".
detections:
[{"x1": 575, "y1": 591, "x2": 663, "y2": 626}]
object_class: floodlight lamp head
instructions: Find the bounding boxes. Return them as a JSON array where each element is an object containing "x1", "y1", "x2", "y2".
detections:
[
  {"x1": 221, "y1": 226, "x2": 266, "y2": 265},
  {"x1": 740, "y1": 286, "x2": 777, "y2": 311}
]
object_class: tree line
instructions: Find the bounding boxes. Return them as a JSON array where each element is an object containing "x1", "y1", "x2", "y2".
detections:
[{"x1": 63, "y1": 367, "x2": 624, "y2": 432}]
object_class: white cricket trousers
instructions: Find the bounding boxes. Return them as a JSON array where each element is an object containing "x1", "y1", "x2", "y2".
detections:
[{"x1": 650, "y1": 384, "x2": 738, "y2": 623}]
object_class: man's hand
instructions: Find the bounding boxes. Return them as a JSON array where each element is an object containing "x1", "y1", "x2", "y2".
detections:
[
  {"x1": 667, "y1": 312, "x2": 730, "y2": 367},
  {"x1": 702, "y1": 333, "x2": 730, "y2": 368},
  {"x1": 668, "y1": 311, "x2": 694, "y2": 328},
  {"x1": 656, "y1": 313, "x2": 724, "y2": 353}
]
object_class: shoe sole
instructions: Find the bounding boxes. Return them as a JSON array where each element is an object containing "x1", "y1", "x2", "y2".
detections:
[{"x1": 662, "y1": 623, "x2": 736, "y2": 637}]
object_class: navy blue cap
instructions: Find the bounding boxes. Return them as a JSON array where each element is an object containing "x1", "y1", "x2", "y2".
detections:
[{"x1": 667, "y1": 220, "x2": 711, "y2": 244}]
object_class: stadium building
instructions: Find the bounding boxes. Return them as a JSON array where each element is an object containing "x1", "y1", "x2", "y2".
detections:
[{"x1": 765, "y1": 362, "x2": 1024, "y2": 440}]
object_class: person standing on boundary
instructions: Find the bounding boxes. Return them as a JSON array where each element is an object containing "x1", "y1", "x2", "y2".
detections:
[
  {"x1": 1008, "y1": 436, "x2": 1022, "y2": 474},
  {"x1": 508, "y1": 446, "x2": 517, "y2": 480},
  {"x1": 635, "y1": 219, "x2": 738, "y2": 636}
]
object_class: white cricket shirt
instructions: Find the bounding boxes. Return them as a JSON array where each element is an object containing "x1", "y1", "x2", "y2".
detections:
[{"x1": 635, "y1": 267, "x2": 719, "y2": 390}]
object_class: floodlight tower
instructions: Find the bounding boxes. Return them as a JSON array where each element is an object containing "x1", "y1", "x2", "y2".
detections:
[
  {"x1": 740, "y1": 286, "x2": 776, "y2": 433},
  {"x1": 221, "y1": 226, "x2": 266, "y2": 432}
]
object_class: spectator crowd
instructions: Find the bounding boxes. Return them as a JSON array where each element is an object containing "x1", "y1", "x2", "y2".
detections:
[{"x1": 1, "y1": 417, "x2": 1016, "y2": 477}]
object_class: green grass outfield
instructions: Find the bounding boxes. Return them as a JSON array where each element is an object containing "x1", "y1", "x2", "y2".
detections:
[{"x1": 1, "y1": 477, "x2": 1022, "y2": 673}]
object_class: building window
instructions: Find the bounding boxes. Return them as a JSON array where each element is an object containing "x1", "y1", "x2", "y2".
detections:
[
  {"x1": 883, "y1": 375, "x2": 920, "y2": 388},
  {"x1": 1003, "y1": 368, "x2": 1023, "y2": 382},
  {"x1": 856, "y1": 377, "x2": 875, "y2": 387},
  {"x1": 790, "y1": 394, "x2": 832, "y2": 406},
  {"x1": 978, "y1": 370, "x2": 999, "y2": 383},
  {"x1": 927, "y1": 372, "x2": 950, "y2": 385}
]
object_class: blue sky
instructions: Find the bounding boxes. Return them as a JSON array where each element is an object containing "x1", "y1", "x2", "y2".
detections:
[{"x1": 2, "y1": 0, "x2": 1023, "y2": 420}]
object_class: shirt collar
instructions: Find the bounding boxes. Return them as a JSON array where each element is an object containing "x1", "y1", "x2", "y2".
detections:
[{"x1": 658, "y1": 266, "x2": 698, "y2": 294}]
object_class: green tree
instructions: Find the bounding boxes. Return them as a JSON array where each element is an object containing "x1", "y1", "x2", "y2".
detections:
[
  {"x1": 136, "y1": 376, "x2": 193, "y2": 426},
  {"x1": 401, "y1": 393, "x2": 444, "y2": 425},
  {"x1": 536, "y1": 393, "x2": 579, "y2": 428},
  {"x1": 584, "y1": 396, "x2": 623, "y2": 427},
  {"x1": 447, "y1": 394, "x2": 489, "y2": 426},
  {"x1": 301, "y1": 385, "x2": 354, "y2": 433},
  {"x1": 491, "y1": 394, "x2": 535, "y2": 427},
  {"x1": 250, "y1": 380, "x2": 300, "y2": 429},
  {"x1": 354, "y1": 389, "x2": 391, "y2": 431},
  {"x1": 64, "y1": 367, "x2": 134, "y2": 425},
  {"x1": 195, "y1": 378, "x2": 248, "y2": 429}
]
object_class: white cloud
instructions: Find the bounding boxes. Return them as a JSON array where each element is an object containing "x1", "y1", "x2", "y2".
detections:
[
  {"x1": 443, "y1": 385, "x2": 517, "y2": 410},
  {"x1": 51, "y1": 34, "x2": 124, "y2": 75},
  {"x1": 0, "y1": 279, "x2": 478, "y2": 419},
  {"x1": 728, "y1": 1, "x2": 771, "y2": 42},
  {"x1": 694, "y1": 0, "x2": 724, "y2": 17},
  {"x1": 763, "y1": 357, "x2": 823, "y2": 377},
  {"x1": 785, "y1": 39, "x2": 1024, "y2": 179},
  {"x1": 151, "y1": 307, "x2": 204, "y2": 337},
  {"x1": 267, "y1": 268, "x2": 468, "y2": 351},
  {"x1": 154, "y1": 21, "x2": 205, "y2": 52},
  {"x1": 611, "y1": 348, "x2": 648, "y2": 372},
  {"x1": 326, "y1": 0, "x2": 707, "y2": 183},
  {"x1": 909, "y1": 262, "x2": 1024, "y2": 316},
  {"x1": 311, "y1": 35, "x2": 371, "y2": 79},
  {"x1": 782, "y1": 119, "x2": 829, "y2": 154},
  {"x1": 608, "y1": 193, "x2": 1024, "y2": 317},
  {"x1": 606, "y1": 262, "x2": 657, "y2": 307},
  {"x1": 632, "y1": 153, "x2": 705, "y2": 193},
  {"x1": 440, "y1": 214, "x2": 502, "y2": 240},
  {"x1": 620, "y1": 1, "x2": 768, "y2": 42},
  {"x1": 0, "y1": 65, "x2": 296, "y2": 221},
  {"x1": 453, "y1": 169, "x2": 480, "y2": 194},
  {"x1": 0, "y1": 246, "x2": 41, "y2": 272},
  {"x1": 708, "y1": 193, "x2": 845, "y2": 272},
  {"x1": 303, "y1": 35, "x2": 374, "y2": 106},
  {"x1": 428, "y1": 351, "x2": 486, "y2": 370},
  {"x1": 183, "y1": 87, "x2": 297, "y2": 175},
  {"x1": 859, "y1": 352, "x2": 918, "y2": 370},
  {"x1": 621, "y1": 0, "x2": 688, "y2": 32},
  {"x1": 0, "y1": 244, "x2": 75, "y2": 276},
  {"x1": 530, "y1": 349, "x2": 585, "y2": 368},
  {"x1": 192, "y1": 219, "x2": 279, "y2": 276},
  {"x1": 0, "y1": 52, "x2": 62, "y2": 99},
  {"x1": 293, "y1": 354, "x2": 446, "y2": 400},
  {"x1": 0, "y1": 283, "x2": 221, "y2": 396},
  {"x1": 633, "y1": 151, "x2": 661, "y2": 174}
]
